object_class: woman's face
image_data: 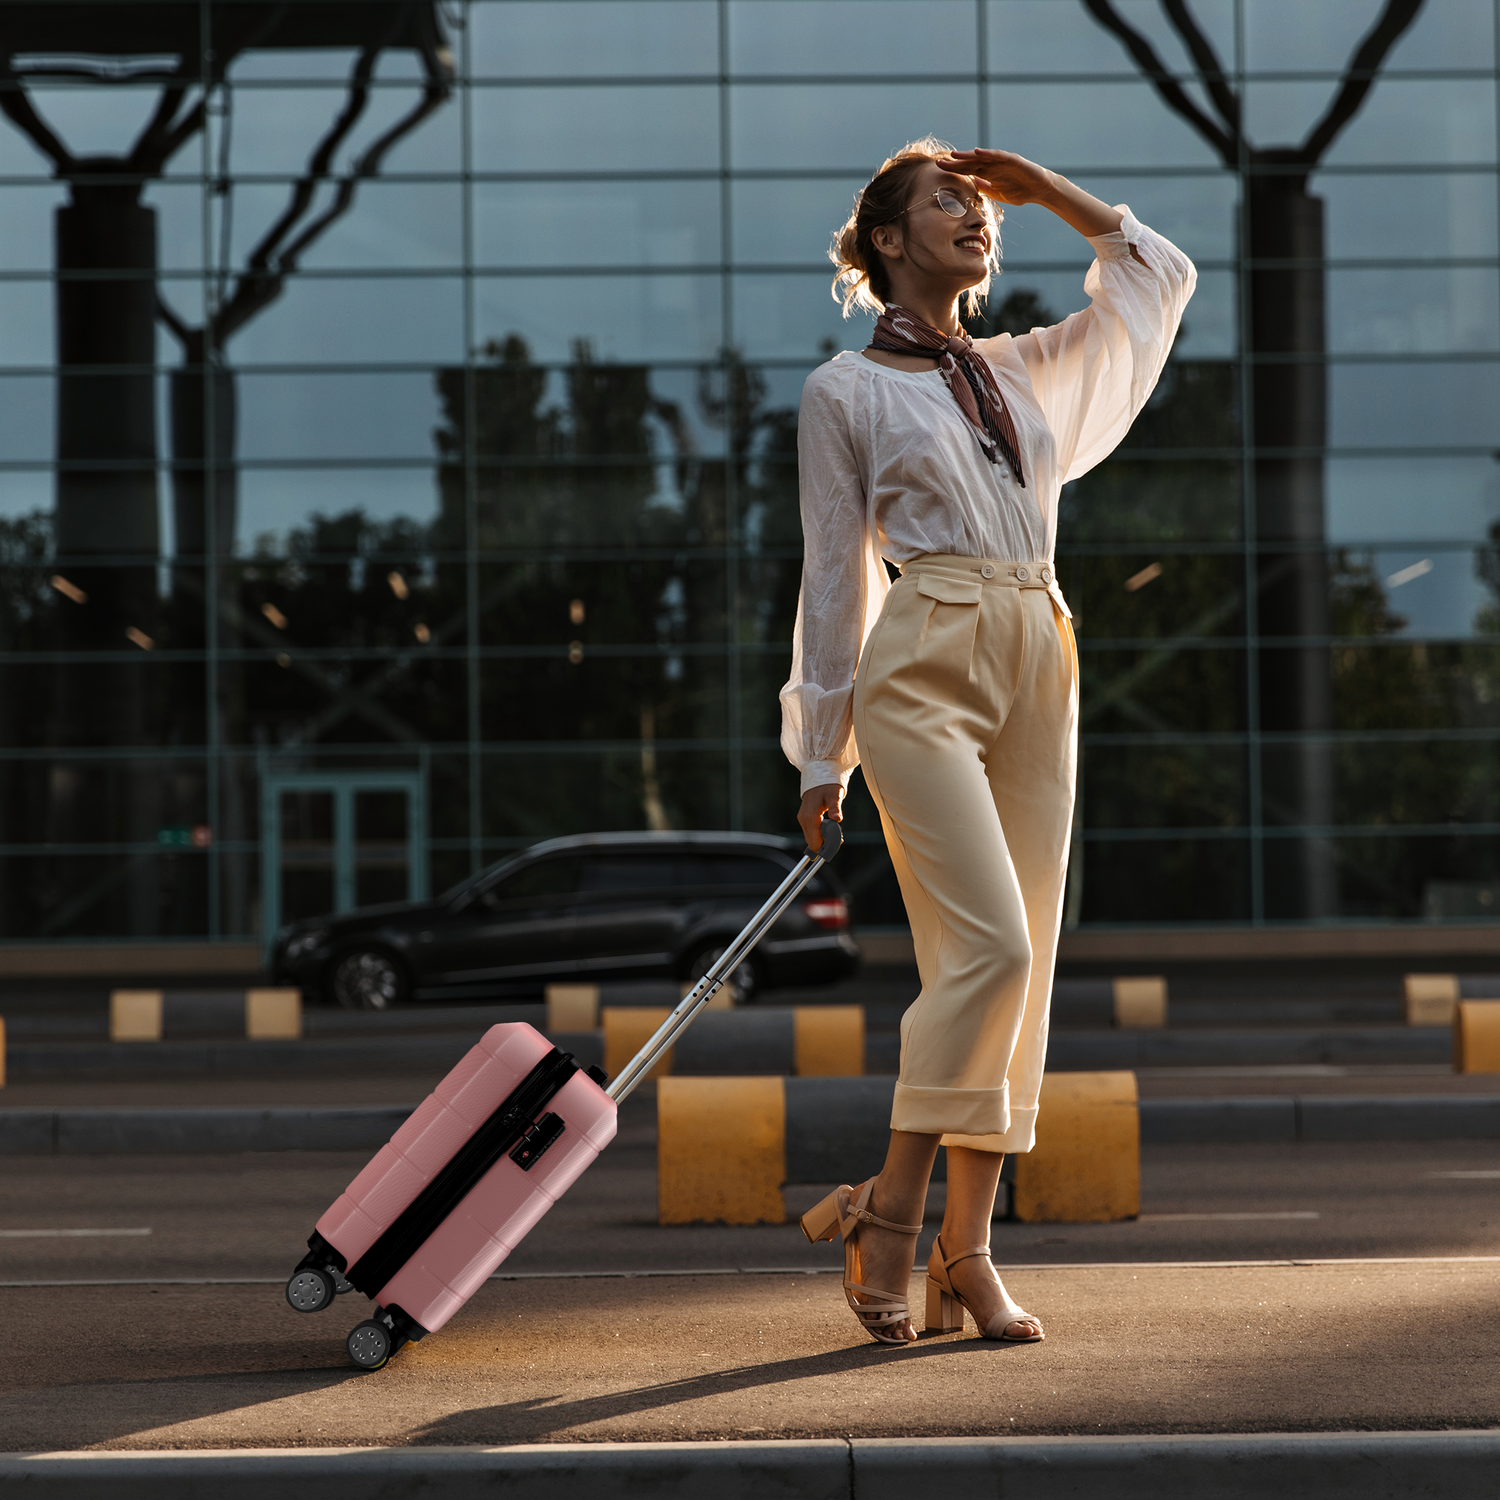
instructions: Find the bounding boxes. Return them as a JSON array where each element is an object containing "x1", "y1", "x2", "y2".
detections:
[{"x1": 879, "y1": 159, "x2": 994, "y2": 291}]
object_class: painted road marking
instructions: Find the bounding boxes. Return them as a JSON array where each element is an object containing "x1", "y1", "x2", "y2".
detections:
[
  {"x1": 1138, "y1": 1211, "x2": 1319, "y2": 1222},
  {"x1": 0, "y1": 1228, "x2": 151, "y2": 1238}
]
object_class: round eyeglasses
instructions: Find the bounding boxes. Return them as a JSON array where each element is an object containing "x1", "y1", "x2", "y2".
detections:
[{"x1": 886, "y1": 187, "x2": 990, "y2": 223}]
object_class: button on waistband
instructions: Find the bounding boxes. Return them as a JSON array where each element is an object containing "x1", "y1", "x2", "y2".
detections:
[
  {"x1": 980, "y1": 564, "x2": 995, "y2": 579},
  {"x1": 1040, "y1": 566, "x2": 1052, "y2": 584},
  {"x1": 1014, "y1": 566, "x2": 1030, "y2": 581}
]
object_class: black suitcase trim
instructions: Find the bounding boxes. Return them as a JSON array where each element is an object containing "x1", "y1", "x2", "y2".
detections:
[{"x1": 345, "y1": 1046, "x2": 579, "y2": 1297}]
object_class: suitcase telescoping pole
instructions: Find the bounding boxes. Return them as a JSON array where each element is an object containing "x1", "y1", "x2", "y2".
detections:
[{"x1": 605, "y1": 816, "x2": 844, "y2": 1103}]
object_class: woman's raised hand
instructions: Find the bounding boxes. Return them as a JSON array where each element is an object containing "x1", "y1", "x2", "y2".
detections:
[
  {"x1": 936, "y1": 148, "x2": 1054, "y2": 207},
  {"x1": 798, "y1": 783, "x2": 844, "y2": 852}
]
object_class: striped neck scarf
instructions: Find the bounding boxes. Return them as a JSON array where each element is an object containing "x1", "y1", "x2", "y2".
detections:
[{"x1": 868, "y1": 305, "x2": 1026, "y2": 487}]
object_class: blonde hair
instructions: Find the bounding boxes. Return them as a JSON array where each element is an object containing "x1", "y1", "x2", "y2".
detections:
[{"x1": 829, "y1": 136, "x2": 1001, "y2": 319}]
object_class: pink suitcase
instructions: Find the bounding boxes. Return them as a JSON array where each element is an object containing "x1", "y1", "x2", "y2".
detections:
[{"x1": 285, "y1": 818, "x2": 842, "y2": 1370}]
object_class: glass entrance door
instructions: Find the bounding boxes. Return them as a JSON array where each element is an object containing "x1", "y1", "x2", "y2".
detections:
[{"x1": 260, "y1": 771, "x2": 427, "y2": 956}]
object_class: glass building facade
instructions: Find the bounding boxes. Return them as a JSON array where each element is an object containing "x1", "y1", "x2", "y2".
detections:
[{"x1": 1, "y1": 0, "x2": 1498, "y2": 949}]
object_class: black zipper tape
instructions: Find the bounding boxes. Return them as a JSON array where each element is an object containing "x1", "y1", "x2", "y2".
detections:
[{"x1": 346, "y1": 1047, "x2": 577, "y2": 1297}]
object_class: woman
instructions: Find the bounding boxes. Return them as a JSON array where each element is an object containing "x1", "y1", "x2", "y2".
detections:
[{"x1": 783, "y1": 138, "x2": 1195, "y2": 1345}]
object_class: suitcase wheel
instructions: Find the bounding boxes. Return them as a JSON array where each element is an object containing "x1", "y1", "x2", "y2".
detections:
[
  {"x1": 285, "y1": 1268, "x2": 336, "y2": 1314},
  {"x1": 347, "y1": 1319, "x2": 393, "y2": 1371}
]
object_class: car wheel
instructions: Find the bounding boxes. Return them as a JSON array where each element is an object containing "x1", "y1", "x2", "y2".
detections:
[
  {"x1": 329, "y1": 948, "x2": 409, "y2": 1011},
  {"x1": 688, "y1": 945, "x2": 760, "y2": 1004}
]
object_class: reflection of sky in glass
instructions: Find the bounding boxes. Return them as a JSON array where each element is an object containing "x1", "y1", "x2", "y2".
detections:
[
  {"x1": 472, "y1": 2, "x2": 718, "y2": 77},
  {"x1": 728, "y1": 0, "x2": 976, "y2": 74},
  {"x1": 476, "y1": 181, "x2": 720, "y2": 269}
]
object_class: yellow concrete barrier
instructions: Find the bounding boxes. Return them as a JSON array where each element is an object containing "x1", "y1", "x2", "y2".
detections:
[
  {"x1": 1405, "y1": 973, "x2": 1459, "y2": 1026},
  {"x1": 658, "y1": 1076, "x2": 785, "y2": 1224},
  {"x1": 1112, "y1": 976, "x2": 1167, "y2": 1029},
  {"x1": 603, "y1": 1007, "x2": 671, "y2": 1082},
  {"x1": 546, "y1": 983, "x2": 601, "y2": 1032},
  {"x1": 110, "y1": 989, "x2": 163, "y2": 1042},
  {"x1": 1011, "y1": 1071, "x2": 1140, "y2": 1223},
  {"x1": 1454, "y1": 1000, "x2": 1500, "y2": 1073},
  {"x1": 245, "y1": 988, "x2": 302, "y2": 1039},
  {"x1": 793, "y1": 1005, "x2": 864, "y2": 1076}
]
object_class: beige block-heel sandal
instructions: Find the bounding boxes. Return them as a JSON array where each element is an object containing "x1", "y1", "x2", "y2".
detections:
[
  {"x1": 800, "y1": 1178, "x2": 922, "y2": 1346},
  {"x1": 925, "y1": 1232, "x2": 1044, "y2": 1342}
]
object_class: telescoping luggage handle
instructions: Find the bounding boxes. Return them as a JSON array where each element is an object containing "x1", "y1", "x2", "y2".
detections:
[{"x1": 604, "y1": 816, "x2": 844, "y2": 1103}]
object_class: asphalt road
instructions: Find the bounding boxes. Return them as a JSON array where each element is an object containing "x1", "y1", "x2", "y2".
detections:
[{"x1": 0, "y1": 1096, "x2": 1497, "y2": 1448}]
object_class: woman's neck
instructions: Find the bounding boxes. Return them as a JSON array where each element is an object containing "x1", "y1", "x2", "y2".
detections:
[{"x1": 882, "y1": 286, "x2": 962, "y2": 335}]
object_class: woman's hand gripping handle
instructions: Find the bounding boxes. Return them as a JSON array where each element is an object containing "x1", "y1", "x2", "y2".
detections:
[{"x1": 798, "y1": 783, "x2": 844, "y2": 854}]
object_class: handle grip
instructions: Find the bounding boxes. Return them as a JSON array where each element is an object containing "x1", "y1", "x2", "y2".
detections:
[{"x1": 805, "y1": 814, "x2": 843, "y2": 861}]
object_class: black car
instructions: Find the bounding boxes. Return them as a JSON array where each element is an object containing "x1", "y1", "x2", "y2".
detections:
[{"x1": 271, "y1": 830, "x2": 860, "y2": 1009}]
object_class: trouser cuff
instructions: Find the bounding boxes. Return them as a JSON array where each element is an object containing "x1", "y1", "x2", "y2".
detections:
[
  {"x1": 941, "y1": 1104, "x2": 1038, "y2": 1155},
  {"x1": 891, "y1": 1081, "x2": 1010, "y2": 1139}
]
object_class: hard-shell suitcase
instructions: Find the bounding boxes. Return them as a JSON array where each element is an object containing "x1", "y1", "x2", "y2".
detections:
[{"x1": 285, "y1": 817, "x2": 843, "y2": 1369}]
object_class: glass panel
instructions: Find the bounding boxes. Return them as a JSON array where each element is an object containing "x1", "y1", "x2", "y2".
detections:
[
  {"x1": 475, "y1": 179, "x2": 721, "y2": 269},
  {"x1": 0, "y1": 184, "x2": 68, "y2": 271},
  {"x1": 1077, "y1": 645, "x2": 1247, "y2": 734},
  {"x1": 732, "y1": 176, "x2": 866, "y2": 265},
  {"x1": 1328, "y1": 360, "x2": 1500, "y2": 448},
  {"x1": 236, "y1": 372, "x2": 444, "y2": 462},
  {"x1": 1327, "y1": 267, "x2": 1499, "y2": 355},
  {"x1": 1332, "y1": 547, "x2": 1487, "y2": 639},
  {"x1": 732, "y1": 271, "x2": 871, "y2": 360},
  {"x1": 481, "y1": 749, "x2": 731, "y2": 840},
  {"x1": 354, "y1": 788, "x2": 410, "y2": 908},
  {"x1": 1327, "y1": 456, "x2": 1500, "y2": 544},
  {"x1": 474, "y1": 272, "x2": 722, "y2": 362},
  {"x1": 1247, "y1": 79, "x2": 1497, "y2": 167},
  {"x1": 0, "y1": 281, "x2": 57, "y2": 367},
  {"x1": 235, "y1": 466, "x2": 443, "y2": 554},
  {"x1": 472, "y1": 84, "x2": 720, "y2": 172},
  {"x1": 987, "y1": 82, "x2": 1224, "y2": 170},
  {"x1": 1332, "y1": 643, "x2": 1500, "y2": 732},
  {"x1": 729, "y1": 0, "x2": 976, "y2": 74},
  {"x1": 1067, "y1": 552, "x2": 1246, "y2": 641},
  {"x1": 1083, "y1": 741, "x2": 1248, "y2": 829},
  {"x1": 224, "y1": 180, "x2": 464, "y2": 271},
  {"x1": 279, "y1": 788, "x2": 335, "y2": 925},
  {"x1": 471, "y1": 0, "x2": 720, "y2": 77},
  {"x1": 1320, "y1": 169, "x2": 1499, "y2": 261},
  {"x1": 0, "y1": 376, "x2": 55, "y2": 464},
  {"x1": 1080, "y1": 836, "x2": 1251, "y2": 922},
  {"x1": 1245, "y1": 0, "x2": 1491, "y2": 71},
  {"x1": 990, "y1": 0, "x2": 1236, "y2": 77},
  {"x1": 1000, "y1": 174, "x2": 1239, "y2": 266},
  {"x1": 732, "y1": 84, "x2": 978, "y2": 172},
  {"x1": 227, "y1": 274, "x2": 465, "y2": 364},
  {"x1": 225, "y1": 83, "x2": 458, "y2": 175}
]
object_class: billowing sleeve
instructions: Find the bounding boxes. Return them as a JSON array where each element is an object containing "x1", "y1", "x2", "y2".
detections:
[
  {"x1": 1012, "y1": 206, "x2": 1196, "y2": 483},
  {"x1": 778, "y1": 368, "x2": 890, "y2": 794}
]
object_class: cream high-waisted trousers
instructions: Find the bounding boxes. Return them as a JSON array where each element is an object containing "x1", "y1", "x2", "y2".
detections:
[{"x1": 853, "y1": 554, "x2": 1078, "y2": 1154}]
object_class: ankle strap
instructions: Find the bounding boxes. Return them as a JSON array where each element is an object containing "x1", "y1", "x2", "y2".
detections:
[{"x1": 846, "y1": 1204, "x2": 922, "y2": 1235}]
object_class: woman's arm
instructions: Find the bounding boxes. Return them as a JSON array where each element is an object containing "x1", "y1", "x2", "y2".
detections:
[{"x1": 938, "y1": 148, "x2": 1144, "y2": 261}]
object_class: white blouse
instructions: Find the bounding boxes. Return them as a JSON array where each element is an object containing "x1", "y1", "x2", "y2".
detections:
[{"x1": 779, "y1": 205, "x2": 1197, "y2": 793}]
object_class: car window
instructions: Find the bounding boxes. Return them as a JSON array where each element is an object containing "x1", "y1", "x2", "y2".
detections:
[
  {"x1": 578, "y1": 854, "x2": 686, "y2": 892},
  {"x1": 485, "y1": 857, "x2": 585, "y2": 905},
  {"x1": 694, "y1": 855, "x2": 790, "y2": 889}
]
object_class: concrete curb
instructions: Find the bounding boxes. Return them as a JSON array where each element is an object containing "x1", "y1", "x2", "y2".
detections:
[
  {"x1": 5, "y1": 1024, "x2": 1453, "y2": 1077},
  {"x1": 3, "y1": 1092, "x2": 1499, "y2": 1155},
  {"x1": 1, "y1": 1433, "x2": 1498, "y2": 1498}
]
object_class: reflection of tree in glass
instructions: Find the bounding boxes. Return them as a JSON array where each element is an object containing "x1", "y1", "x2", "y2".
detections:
[
  {"x1": 428, "y1": 337, "x2": 801, "y2": 844},
  {"x1": 1084, "y1": 0, "x2": 1423, "y2": 918},
  {"x1": 0, "y1": 5, "x2": 453, "y2": 937}
]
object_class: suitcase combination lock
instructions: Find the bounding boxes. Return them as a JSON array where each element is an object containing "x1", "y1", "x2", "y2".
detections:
[{"x1": 509, "y1": 1112, "x2": 565, "y2": 1171}]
